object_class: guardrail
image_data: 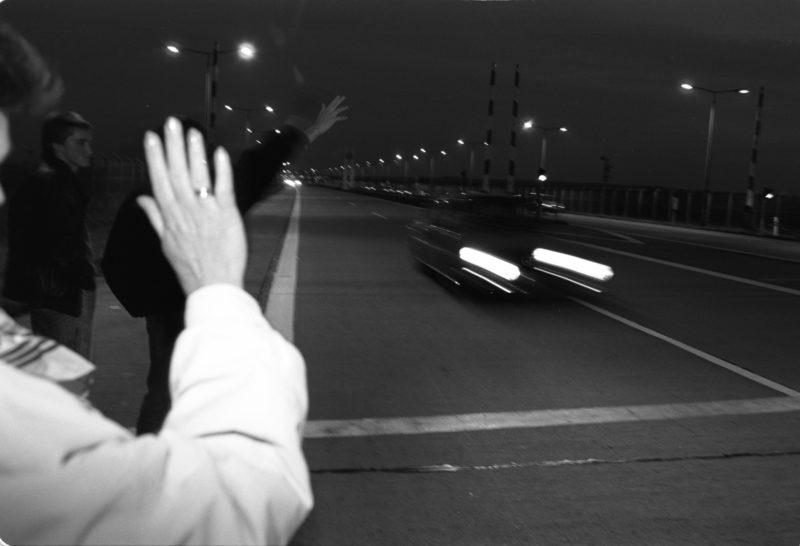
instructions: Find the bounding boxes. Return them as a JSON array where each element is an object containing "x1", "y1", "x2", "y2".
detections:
[{"x1": 312, "y1": 176, "x2": 799, "y2": 239}]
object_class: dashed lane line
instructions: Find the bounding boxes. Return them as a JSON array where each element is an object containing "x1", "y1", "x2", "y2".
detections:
[
  {"x1": 565, "y1": 240, "x2": 800, "y2": 296},
  {"x1": 571, "y1": 297, "x2": 800, "y2": 398}
]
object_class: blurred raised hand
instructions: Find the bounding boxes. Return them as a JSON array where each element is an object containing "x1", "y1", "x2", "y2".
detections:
[{"x1": 304, "y1": 95, "x2": 348, "y2": 143}]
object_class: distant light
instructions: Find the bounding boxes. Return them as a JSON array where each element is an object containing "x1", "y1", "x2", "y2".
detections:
[
  {"x1": 440, "y1": 150, "x2": 447, "y2": 156},
  {"x1": 265, "y1": 105, "x2": 274, "y2": 113},
  {"x1": 419, "y1": 147, "x2": 427, "y2": 154},
  {"x1": 255, "y1": 139, "x2": 262, "y2": 144},
  {"x1": 538, "y1": 174, "x2": 548, "y2": 182},
  {"x1": 283, "y1": 178, "x2": 302, "y2": 188},
  {"x1": 274, "y1": 129, "x2": 281, "y2": 134},
  {"x1": 238, "y1": 42, "x2": 256, "y2": 59},
  {"x1": 523, "y1": 119, "x2": 534, "y2": 130},
  {"x1": 395, "y1": 154, "x2": 402, "y2": 160},
  {"x1": 246, "y1": 128, "x2": 253, "y2": 133},
  {"x1": 412, "y1": 154, "x2": 419, "y2": 160},
  {"x1": 457, "y1": 139, "x2": 465, "y2": 146},
  {"x1": 532, "y1": 248, "x2": 614, "y2": 281},
  {"x1": 378, "y1": 158, "x2": 385, "y2": 164},
  {"x1": 459, "y1": 247, "x2": 520, "y2": 281},
  {"x1": 681, "y1": 83, "x2": 694, "y2": 90},
  {"x1": 738, "y1": 89, "x2": 750, "y2": 94},
  {"x1": 764, "y1": 191, "x2": 775, "y2": 199},
  {"x1": 166, "y1": 44, "x2": 180, "y2": 54},
  {"x1": 224, "y1": 104, "x2": 233, "y2": 111},
  {"x1": 559, "y1": 127, "x2": 568, "y2": 132}
]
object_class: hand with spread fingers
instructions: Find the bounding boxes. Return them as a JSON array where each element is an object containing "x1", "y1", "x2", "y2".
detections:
[
  {"x1": 304, "y1": 95, "x2": 348, "y2": 143},
  {"x1": 137, "y1": 117, "x2": 247, "y2": 295}
]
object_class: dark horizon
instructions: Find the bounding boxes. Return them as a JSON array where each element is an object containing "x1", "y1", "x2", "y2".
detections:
[{"x1": 2, "y1": 0, "x2": 800, "y2": 193}]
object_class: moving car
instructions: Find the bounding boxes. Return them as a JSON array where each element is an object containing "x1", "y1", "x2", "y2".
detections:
[{"x1": 407, "y1": 193, "x2": 614, "y2": 296}]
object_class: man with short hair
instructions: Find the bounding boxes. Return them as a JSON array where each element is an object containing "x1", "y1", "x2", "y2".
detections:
[{"x1": 4, "y1": 110, "x2": 97, "y2": 358}]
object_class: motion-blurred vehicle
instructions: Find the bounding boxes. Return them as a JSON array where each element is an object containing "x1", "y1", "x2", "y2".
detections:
[
  {"x1": 537, "y1": 193, "x2": 566, "y2": 212},
  {"x1": 407, "y1": 193, "x2": 614, "y2": 296}
]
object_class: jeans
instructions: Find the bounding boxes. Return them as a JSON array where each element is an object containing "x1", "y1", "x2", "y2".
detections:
[
  {"x1": 136, "y1": 308, "x2": 185, "y2": 435},
  {"x1": 30, "y1": 289, "x2": 96, "y2": 360}
]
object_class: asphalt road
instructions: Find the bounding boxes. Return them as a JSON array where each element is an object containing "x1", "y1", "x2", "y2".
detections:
[{"x1": 286, "y1": 186, "x2": 800, "y2": 545}]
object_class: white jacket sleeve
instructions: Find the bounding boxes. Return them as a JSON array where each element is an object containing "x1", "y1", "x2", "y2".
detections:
[{"x1": 0, "y1": 285, "x2": 312, "y2": 546}]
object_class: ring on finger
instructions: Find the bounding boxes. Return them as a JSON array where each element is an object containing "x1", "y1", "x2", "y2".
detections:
[{"x1": 194, "y1": 186, "x2": 213, "y2": 199}]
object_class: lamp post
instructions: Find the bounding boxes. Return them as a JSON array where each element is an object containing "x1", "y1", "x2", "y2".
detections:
[
  {"x1": 680, "y1": 82, "x2": 750, "y2": 224},
  {"x1": 166, "y1": 41, "x2": 256, "y2": 141},
  {"x1": 223, "y1": 103, "x2": 274, "y2": 145},
  {"x1": 522, "y1": 119, "x2": 567, "y2": 215},
  {"x1": 457, "y1": 138, "x2": 484, "y2": 191}
]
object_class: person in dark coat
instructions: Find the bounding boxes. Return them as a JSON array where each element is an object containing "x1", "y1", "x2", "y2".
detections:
[
  {"x1": 4, "y1": 111, "x2": 97, "y2": 359},
  {"x1": 102, "y1": 95, "x2": 347, "y2": 434}
]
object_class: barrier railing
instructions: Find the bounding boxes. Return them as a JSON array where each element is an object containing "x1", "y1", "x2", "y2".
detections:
[{"x1": 318, "y1": 175, "x2": 799, "y2": 239}]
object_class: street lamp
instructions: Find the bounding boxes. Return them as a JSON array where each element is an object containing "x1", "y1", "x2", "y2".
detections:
[
  {"x1": 223, "y1": 103, "x2": 275, "y2": 145},
  {"x1": 522, "y1": 119, "x2": 568, "y2": 182},
  {"x1": 522, "y1": 119, "x2": 568, "y2": 216},
  {"x1": 457, "y1": 138, "x2": 485, "y2": 191},
  {"x1": 165, "y1": 40, "x2": 256, "y2": 140},
  {"x1": 680, "y1": 82, "x2": 750, "y2": 224}
]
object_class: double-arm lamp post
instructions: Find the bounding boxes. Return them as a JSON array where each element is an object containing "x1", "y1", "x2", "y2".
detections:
[
  {"x1": 680, "y1": 82, "x2": 749, "y2": 224},
  {"x1": 522, "y1": 119, "x2": 568, "y2": 183},
  {"x1": 223, "y1": 104, "x2": 274, "y2": 145},
  {"x1": 166, "y1": 41, "x2": 256, "y2": 141}
]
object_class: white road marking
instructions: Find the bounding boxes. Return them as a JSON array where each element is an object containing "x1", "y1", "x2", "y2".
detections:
[
  {"x1": 371, "y1": 212, "x2": 388, "y2": 219},
  {"x1": 591, "y1": 228, "x2": 644, "y2": 244},
  {"x1": 265, "y1": 191, "x2": 301, "y2": 342},
  {"x1": 291, "y1": 190, "x2": 800, "y2": 439},
  {"x1": 569, "y1": 240, "x2": 800, "y2": 296},
  {"x1": 571, "y1": 297, "x2": 800, "y2": 398},
  {"x1": 304, "y1": 396, "x2": 800, "y2": 438}
]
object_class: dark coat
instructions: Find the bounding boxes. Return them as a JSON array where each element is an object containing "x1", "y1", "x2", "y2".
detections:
[
  {"x1": 101, "y1": 125, "x2": 308, "y2": 317},
  {"x1": 4, "y1": 161, "x2": 97, "y2": 317}
]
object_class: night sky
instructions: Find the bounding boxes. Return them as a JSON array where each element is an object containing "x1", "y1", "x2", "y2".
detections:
[{"x1": 3, "y1": 0, "x2": 800, "y2": 191}]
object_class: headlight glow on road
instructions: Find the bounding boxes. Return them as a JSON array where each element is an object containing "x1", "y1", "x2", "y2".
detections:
[
  {"x1": 459, "y1": 247, "x2": 520, "y2": 281},
  {"x1": 532, "y1": 248, "x2": 614, "y2": 281}
]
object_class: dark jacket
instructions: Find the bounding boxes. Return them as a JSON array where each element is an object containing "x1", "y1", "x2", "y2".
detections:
[
  {"x1": 101, "y1": 125, "x2": 308, "y2": 318},
  {"x1": 4, "y1": 161, "x2": 97, "y2": 317}
]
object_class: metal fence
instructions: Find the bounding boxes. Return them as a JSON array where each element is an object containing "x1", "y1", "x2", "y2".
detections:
[{"x1": 347, "y1": 175, "x2": 799, "y2": 239}]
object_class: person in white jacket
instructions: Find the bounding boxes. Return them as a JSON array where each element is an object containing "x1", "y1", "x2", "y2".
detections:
[{"x1": 0, "y1": 23, "x2": 312, "y2": 545}]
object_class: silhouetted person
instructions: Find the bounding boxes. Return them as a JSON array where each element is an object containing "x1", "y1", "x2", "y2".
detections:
[
  {"x1": 4, "y1": 110, "x2": 97, "y2": 359},
  {"x1": 102, "y1": 96, "x2": 347, "y2": 434}
]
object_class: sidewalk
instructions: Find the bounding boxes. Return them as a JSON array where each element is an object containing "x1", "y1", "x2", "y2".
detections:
[{"x1": 6, "y1": 187, "x2": 297, "y2": 429}]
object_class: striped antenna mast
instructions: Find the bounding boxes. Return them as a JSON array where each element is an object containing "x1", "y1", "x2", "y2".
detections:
[
  {"x1": 482, "y1": 61, "x2": 496, "y2": 192},
  {"x1": 507, "y1": 64, "x2": 520, "y2": 193},
  {"x1": 745, "y1": 85, "x2": 765, "y2": 227}
]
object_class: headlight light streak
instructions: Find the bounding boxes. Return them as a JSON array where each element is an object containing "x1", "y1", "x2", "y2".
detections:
[
  {"x1": 459, "y1": 247, "x2": 521, "y2": 281},
  {"x1": 532, "y1": 248, "x2": 614, "y2": 281},
  {"x1": 533, "y1": 267, "x2": 602, "y2": 293},
  {"x1": 461, "y1": 267, "x2": 513, "y2": 293}
]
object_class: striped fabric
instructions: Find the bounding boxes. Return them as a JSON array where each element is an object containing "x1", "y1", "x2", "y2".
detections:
[{"x1": 0, "y1": 309, "x2": 95, "y2": 397}]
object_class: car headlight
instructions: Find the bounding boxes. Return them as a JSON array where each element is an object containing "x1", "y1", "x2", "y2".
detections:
[
  {"x1": 459, "y1": 247, "x2": 521, "y2": 281},
  {"x1": 532, "y1": 248, "x2": 614, "y2": 281}
]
